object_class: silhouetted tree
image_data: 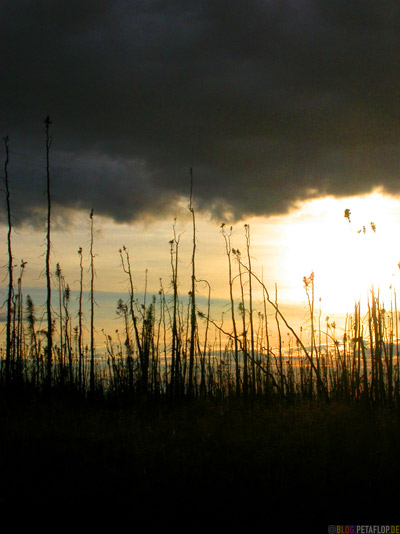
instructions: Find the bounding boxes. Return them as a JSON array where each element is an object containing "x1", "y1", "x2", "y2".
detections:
[
  {"x1": 3, "y1": 135, "x2": 13, "y2": 385},
  {"x1": 188, "y1": 168, "x2": 197, "y2": 397},
  {"x1": 89, "y1": 209, "x2": 95, "y2": 394},
  {"x1": 45, "y1": 116, "x2": 53, "y2": 389}
]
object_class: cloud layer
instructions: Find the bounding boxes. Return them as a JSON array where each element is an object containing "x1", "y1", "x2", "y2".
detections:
[{"x1": 2, "y1": 0, "x2": 400, "y2": 225}]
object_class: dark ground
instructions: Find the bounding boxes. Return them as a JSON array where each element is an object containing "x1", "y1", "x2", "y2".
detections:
[{"x1": 0, "y1": 392, "x2": 399, "y2": 531}]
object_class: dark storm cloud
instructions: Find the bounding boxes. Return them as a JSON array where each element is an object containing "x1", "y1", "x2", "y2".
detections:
[{"x1": 2, "y1": 0, "x2": 400, "y2": 225}]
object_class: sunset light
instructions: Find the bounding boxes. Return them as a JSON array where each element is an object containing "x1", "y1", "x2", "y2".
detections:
[
  {"x1": 279, "y1": 190, "x2": 400, "y2": 313},
  {"x1": 1, "y1": 1, "x2": 400, "y2": 528}
]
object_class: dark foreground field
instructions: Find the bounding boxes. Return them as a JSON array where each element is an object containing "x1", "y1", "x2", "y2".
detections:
[{"x1": 0, "y1": 392, "x2": 399, "y2": 530}]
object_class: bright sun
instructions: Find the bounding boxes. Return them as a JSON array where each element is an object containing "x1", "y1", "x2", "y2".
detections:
[{"x1": 280, "y1": 190, "x2": 400, "y2": 314}]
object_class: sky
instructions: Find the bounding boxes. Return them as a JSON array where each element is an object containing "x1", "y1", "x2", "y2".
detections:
[{"x1": 2, "y1": 1, "x2": 400, "y2": 344}]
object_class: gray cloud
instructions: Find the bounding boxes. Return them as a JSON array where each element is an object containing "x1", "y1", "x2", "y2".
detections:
[{"x1": 2, "y1": 0, "x2": 400, "y2": 225}]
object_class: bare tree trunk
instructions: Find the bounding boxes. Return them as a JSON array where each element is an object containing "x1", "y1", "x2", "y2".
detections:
[
  {"x1": 245, "y1": 224, "x2": 256, "y2": 395},
  {"x1": 26, "y1": 295, "x2": 40, "y2": 387},
  {"x1": 221, "y1": 225, "x2": 240, "y2": 395},
  {"x1": 3, "y1": 135, "x2": 13, "y2": 385},
  {"x1": 169, "y1": 222, "x2": 181, "y2": 397},
  {"x1": 188, "y1": 168, "x2": 197, "y2": 397},
  {"x1": 119, "y1": 246, "x2": 145, "y2": 393},
  {"x1": 237, "y1": 252, "x2": 248, "y2": 396},
  {"x1": 45, "y1": 116, "x2": 53, "y2": 390},
  {"x1": 63, "y1": 284, "x2": 73, "y2": 385},
  {"x1": 78, "y1": 247, "x2": 84, "y2": 391},
  {"x1": 56, "y1": 263, "x2": 64, "y2": 386},
  {"x1": 89, "y1": 209, "x2": 95, "y2": 395}
]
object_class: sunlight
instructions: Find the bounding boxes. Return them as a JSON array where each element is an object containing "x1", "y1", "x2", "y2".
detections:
[
  {"x1": 279, "y1": 189, "x2": 400, "y2": 313},
  {"x1": 4, "y1": 189, "x2": 400, "y2": 342}
]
